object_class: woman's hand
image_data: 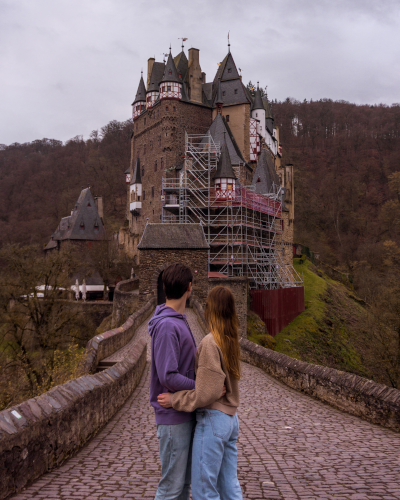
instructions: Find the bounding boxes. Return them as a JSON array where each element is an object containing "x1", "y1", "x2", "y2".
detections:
[{"x1": 157, "y1": 392, "x2": 172, "y2": 408}]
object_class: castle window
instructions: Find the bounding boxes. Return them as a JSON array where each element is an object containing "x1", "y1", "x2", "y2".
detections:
[
  {"x1": 152, "y1": 186, "x2": 154, "y2": 198},
  {"x1": 226, "y1": 115, "x2": 229, "y2": 122},
  {"x1": 166, "y1": 106, "x2": 169, "y2": 111},
  {"x1": 142, "y1": 167, "x2": 144, "y2": 177},
  {"x1": 228, "y1": 68, "x2": 232, "y2": 73},
  {"x1": 154, "y1": 160, "x2": 157, "y2": 172},
  {"x1": 144, "y1": 144, "x2": 146, "y2": 154},
  {"x1": 173, "y1": 106, "x2": 176, "y2": 112},
  {"x1": 162, "y1": 86, "x2": 165, "y2": 92},
  {"x1": 234, "y1": 89, "x2": 238, "y2": 94},
  {"x1": 87, "y1": 202, "x2": 91, "y2": 207},
  {"x1": 167, "y1": 85, "x2": 171, "y2": 91},
  {"x1": 143, "y1": 190, "x2": 145, "y2": 200},
  {"x1": 257, "y1": 177, "x2": 261, "y2": 183},
  {"x1": 169, "y1": 70, "x2": 172, "y2": 75},
  {"x1": 256, "y1": 113, "x2": 258, "y2": 117},
  {"x1": 161, "y1": 157, "x2": 164, "y2": 168},
  {"x1": 147, "y1": 96, "x2": 151, "y2": 102}
]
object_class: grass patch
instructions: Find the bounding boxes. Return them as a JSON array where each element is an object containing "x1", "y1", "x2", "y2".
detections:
[{"x1": 273, "y1": 258, "x2": 372, "y2": 379}]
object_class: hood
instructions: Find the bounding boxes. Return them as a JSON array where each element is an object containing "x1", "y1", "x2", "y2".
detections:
[{"x1": 148, "y1": 305, "x2": 185, "y2": 337}]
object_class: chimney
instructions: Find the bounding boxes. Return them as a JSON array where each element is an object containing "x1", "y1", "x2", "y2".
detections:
[
  {"x1": 188, "y1": 48, "x2": 202, "y2": 103},
  {"x1": 147, "y1": 57, "x2": 155, "y2": 88},
  {"x1": 201, "y1": 72, "x2": 206, "y2": 84},
  {"x1": 94, "y1": 196, "x2": 104, "y2": 222}
]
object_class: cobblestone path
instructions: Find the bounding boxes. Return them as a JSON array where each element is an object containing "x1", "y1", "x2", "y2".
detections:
[{"x1": 12, "y1": 310, "x2": 400, "y2": 500}]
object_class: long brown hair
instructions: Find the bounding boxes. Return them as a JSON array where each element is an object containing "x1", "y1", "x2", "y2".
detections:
[{"x1": 204, "y1": 286, "x2": 241, "y2": 380}]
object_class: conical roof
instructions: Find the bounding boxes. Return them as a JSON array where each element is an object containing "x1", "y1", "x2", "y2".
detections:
[
  {"x1": 132, "y1": 75, "x2": 146, "y2": 104},
  {"x1": 251, "y1": 148, "x2": 279, "y2": 194},
  {"x1": 161, "y1": 51, "x2": 180, "y2": 83},
  {"x1": 215, "y1": 78, "x2": 223, "y2": 105},
  {"x1": 214, "y1": 140, "x2": 236, "y2": 179},
  {"x1": 131, "y1": 157, "x2": 142, "y2": 185},
  {"x1": 147, "y1": 62, "x2": 165, "y2": 92},
  {"x1": 253, "y1": 84, "x2": 264, "y2": 111}
]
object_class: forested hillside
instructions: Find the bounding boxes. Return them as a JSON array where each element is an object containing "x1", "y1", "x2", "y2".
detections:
[{"x1": 0, "y1": 120, "x2": 132, "y2": 247}]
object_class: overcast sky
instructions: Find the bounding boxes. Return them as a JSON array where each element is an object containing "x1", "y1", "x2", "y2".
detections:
[{"x1": 1, "y1": 0, "x2": 399, "y2": 146}]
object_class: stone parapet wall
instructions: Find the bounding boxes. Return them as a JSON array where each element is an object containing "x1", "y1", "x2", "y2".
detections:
[
  {"x1": 111, "y1": 278, "x2": 140, "y2": 328},
  {"x1": 240, "y1": 338, "x2": 400, "y2": 432},
  {"x1": 208, "y1": 277, "x2": 248, "y2": 338},
  {"x1": 0, "y1": 339, "x2": 147, "y2": 500},
  {"x1": 85, "y1": 297, "x2": 156, "y2": 373},
  {"x1": 190, "y1": 297, "x2": 208, "y2": 334}
]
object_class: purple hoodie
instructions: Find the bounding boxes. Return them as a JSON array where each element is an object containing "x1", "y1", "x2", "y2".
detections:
[{"x1": 149, "y1": 305, "x2": 197, "y2": 425}]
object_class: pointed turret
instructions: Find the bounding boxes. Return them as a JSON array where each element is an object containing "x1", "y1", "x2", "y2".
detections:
[
  {"x1": 129, "y1": 158, "x2": 142, "y2": 215},
  {"x1": 160, "y1": 49, "x2": 183, "y2": 101},
  {"x1": 132, "y1": 73, "x2": 146, "y2": 120},
  {"x1": 251, "y1": 148, "x2": 279, "y2": 195},
  {"x1": 252, "y1": 83, "x2": 264, "y2": 111},
  {"x1": 146, "y1": 62, "x2": 165, "y2": 108},
  {"x1": 214, "y1": 140, "x2": 237, "y2": 201},
  {"x1": 251, "y1": 81, "x2": 266, "y2": 141}
]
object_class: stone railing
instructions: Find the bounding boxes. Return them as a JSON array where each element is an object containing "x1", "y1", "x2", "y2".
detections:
[
  {"x1": 85, "y1": 297, "x2": 156, "y2": 373},
  {"x1": 111, "y1": 278, "x2": 140, "y2": 329},
  {"x1": 0, "y1": 296, "x2": 156, "y2": 499},
  {"x1": 0, "y1": 338, "x2": 147, "y2": 500},
  {"x1": 240, "y1": 338, "x2": 400, "y2": 433},
  {"x1": 190, "y1": 297, "x2": 207, "y2": 333}
]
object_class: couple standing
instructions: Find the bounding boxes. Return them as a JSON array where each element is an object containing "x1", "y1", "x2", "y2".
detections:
[{"x1": 148, "y1": 263, "x2": 243, "y2": 500}]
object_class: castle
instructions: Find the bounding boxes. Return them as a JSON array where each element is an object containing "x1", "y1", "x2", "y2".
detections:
[{"x1": 119, "y1": 46, "x2": 301, "y2": 296}]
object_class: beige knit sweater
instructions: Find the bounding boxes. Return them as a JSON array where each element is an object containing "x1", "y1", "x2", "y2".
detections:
[{"x1": 170, "y1": 333, "x2": 239, "y2": 415}]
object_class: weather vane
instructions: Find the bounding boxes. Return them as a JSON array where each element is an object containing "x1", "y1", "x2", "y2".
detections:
[
  {"x1": 228, "y1": 31, "x2": 230, "y2": 52},
  {"x1": 178, "y1": 37, "x2": 188, "y2": 51}
]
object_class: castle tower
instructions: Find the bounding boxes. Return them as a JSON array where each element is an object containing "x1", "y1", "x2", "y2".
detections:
[
  {"x1": 214, "y1": 140, "x2": 237, "y2": 201},
  {"x1": 129, "y1": 158, "x2": 142, "y2": 215},
  {"x1": 132, "y1": 73, "x2": 146, "y2": 120},
  {"x1": 160, "y1": 50, "x2": 182, "y2": 101},
  {"x1": 252, "y1": 83, "x2": 266, "y2": 139}
]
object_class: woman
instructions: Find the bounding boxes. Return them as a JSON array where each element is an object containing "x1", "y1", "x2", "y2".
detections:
[{"x1": 157, "y1": 286, "x2": 242, "y2": 500}]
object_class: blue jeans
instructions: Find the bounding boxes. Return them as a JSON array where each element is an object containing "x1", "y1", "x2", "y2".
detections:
[
  {"x1": 155, "y1": 419, "x2": 195, "y2": 500},
  {"x1": 192, "y1": 409, "x2": 242, "y2": 500}
]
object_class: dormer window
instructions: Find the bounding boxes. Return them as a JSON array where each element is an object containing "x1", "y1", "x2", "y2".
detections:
[
  {"x1": 179, "y1": 73, "x2": 182, "y2": 79},
  {"x1": 94, "y1": 222, "x2": 99, "y2": 232},
  {"x1": 80, "y1": 221, "x2": 85, "y2": 230},
  {"x1": 228, "y1": 68, "x2": 232, "y2": 73},
  {"x1": 222, "y1": 91, "x2": 226, "y2": 96},
  {"x1": 169, "y1": 70, "x2": 172, "y2": 75},
  {"x1": 87, "y1": 202, "x2": 91, "y2": 207},
  {"x1": 234, "y1": 89, "x2": 238, "y2": 94},
  {"x1": 257, "y1": 177, "x2": 261, "y2": 183}
]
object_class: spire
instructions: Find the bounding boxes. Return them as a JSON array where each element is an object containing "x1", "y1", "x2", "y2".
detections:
[
  {"x1": 253, "y1": 82, "x2": 264, "y2": 111},
  {"x1": 161, "y1": 51, "x2": 181, "y2": 83},
  {"x1": 133, "y1": 74, "x2": 146, "y2": 104},
  {"x1": 228, "y1": 32, "x2": 230, "y2": 53},
  {"x1": 215, "y1": 140, "x2": 236, "y2": 179},
  {"x1": 131, "y1": 157, "x2": 142, "y2": 185}
]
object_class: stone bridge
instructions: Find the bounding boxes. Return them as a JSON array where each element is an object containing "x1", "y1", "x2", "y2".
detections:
[{"x1": 3, "y1": 306, "x2": 400, "y2": 500}]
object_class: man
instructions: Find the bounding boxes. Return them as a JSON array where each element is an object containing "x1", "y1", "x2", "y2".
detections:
[{"x1": 149, "y1": 263, "x2": 197, "y2": 500}]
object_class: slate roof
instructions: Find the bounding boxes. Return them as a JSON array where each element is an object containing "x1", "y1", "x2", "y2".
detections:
[
  {"x1": 215, "y1": 78, "x2": 223, "y2": 105},
  {"x1": 214, "y1": 140, "x2": 236, "y2": 179},
  {"x1": 137, "y1": 223, "x2": 209, "y2": 249},
  {"x1": 44, "y1": 239, "x2": 58, "y2": 251},
  {"x1": 202, "y1": 113, "x2": 245, "y2": 166},
  {"x1": 52, "y1": 188, "x2": 107, "y2": 241},
  {"x1": 161, "y1": 52, "x2": 181, "y2": 83},
  {"x1": 251, "y1": 148, "x2": 280, "y2": 194},
  {"x1": 131, "y1": 158, "x2": 141, "y2": 185},
  {"x1": 263, "y1": 97, "x2": 273, "y2": 119},
  {"x1": 253, "y1": 86, "x2": 264, "y2": 111},
  {"x1": 202, "y1": 82, "x2": 213, "y2": 103},
  {"x1": 174, "y1": 51, "x2": 188, "y2": 79},
  {"x1": 147, "y1": 62, "x2": 165, "y2": 92},
  {"x1": 132, "y1": 75, "x2": 146, "y2": 104}
]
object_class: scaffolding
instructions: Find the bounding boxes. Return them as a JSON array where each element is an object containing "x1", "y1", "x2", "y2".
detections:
[{"x1": 162, "y1": 132, "x2": 303, "y2": 289}]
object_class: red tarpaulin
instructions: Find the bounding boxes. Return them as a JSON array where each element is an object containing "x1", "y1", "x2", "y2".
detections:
[{"x1": 250, "y1": 287, "x2": 305, "y2": 337}]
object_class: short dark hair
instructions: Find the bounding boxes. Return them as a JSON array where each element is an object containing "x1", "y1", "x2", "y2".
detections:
[{"x1": 162, "y1": 263, "x2": 193, "y2": 300}]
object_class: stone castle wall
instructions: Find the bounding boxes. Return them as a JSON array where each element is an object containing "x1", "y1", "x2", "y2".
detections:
[{"x1": 138, "y1": 248, "x2": 209, "y2": 306}]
